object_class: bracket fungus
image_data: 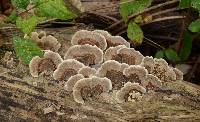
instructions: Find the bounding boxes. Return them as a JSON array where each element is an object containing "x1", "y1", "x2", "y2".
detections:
[
  {"x1": 71, "y1": 30, "x2": 107, "y2": 50},
  {"x1": 172, "y1": 67, "x2": 183, "y2": 81},
  {"x1": 116, "y1": 82, "x2": 146, "y2": 103},
  {"x1": 64, "y1": 44, "x2": 103, "y2": 66},
  {"x1": 29, "y1": 50, "x2": 63, "y2": 77},
  {"x1": 25, "y1": 31, "x2": 61, "y2": 52},
  {"x1": 140, "y1": 56, "x2": 155, "y2": 74},
  {"x1": 104, "y1": 45, "x2": 126, "y2": 61},
  {"x1": 64, "y1": 74, "x2": 85, "y2": 91},
  {"x1": 97, "y1": 60, "x2": 129, "y2": 90},
  {"x1": 53, "y1": 59, "x2": 85, "y2": 81},
  {"x1": 142, "y1": 74, "x2": 162, "y2": 90},
  {"x1": 123, "y1": 65, "x2": 148, "y2": 84},
  {"x1": 78, "y1": 66, "x2": 97, "y2": 78},
  {"x1": 93, "y1": 30, "x2": 130, "y2": 48},
  {"x1": 72, "y1": 76, "x2": 112, "y2": 104}
]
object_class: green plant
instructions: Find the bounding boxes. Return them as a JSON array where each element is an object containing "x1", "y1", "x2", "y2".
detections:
[{"x1": 6, "y1": 0, "x2": 78, "y2": 64}]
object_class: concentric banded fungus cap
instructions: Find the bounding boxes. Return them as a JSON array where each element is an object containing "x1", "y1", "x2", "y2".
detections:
[
  {"x1": 78, "y1": 66, "x2": 97, "y2": 78},
  {"x1": 24, "y1": 31, "x2": 46, "y2": 43},
  {"x1": 116, "y1": 82, "x2": 146, "y2": 103},
  {"x1": 164, "y1": 67, "x2": 177, "y2": 82},
  {"x1": 73, "y1": 76, "x2": 112, "y2": 104},
  {"x1": 140, "y1": 56, "x2": 155, "y2": 74},
  {"x1": 53, "y1": 59, "x2": 85, "y2": 81},
  {"x1": 104, "y1": 45, "x2": 126, "y2": 61},
  {"x1": 123, "y1": 65, "x2": 148, "y2": 84},
  {"x1": 41, "y1": 35, "x2": 61, "y2": 52},
  {"x1": 29, "y1": 50, "x2": 63, "y2": 77},
  {"x1": 97, "y1": 60, "x2": 129, "y2": 89},
  {"x1": 64, "y1": 44, "x2": 103, "y2": 66},
  {"x1": 142, "y1": 74, "x2": 162, "y2": 90},
  {"x1": 117, "y1": 47, "x2": 144, "y2": 65},
  {"x1": 172, "y1": 68, "x2": 183, "y2": 80},
  {"x1": 71, "y1": 30, "x2": 107, "y2": 50},
  {"x1": 64, "y1": 74, "x2": 84, "y2": 91},
  {"x1": 106, "y1": 36, "x2": 130, "y2": 48},
  {"x1": 151, "y1": 58, "x2": 168, "y2": 81}
]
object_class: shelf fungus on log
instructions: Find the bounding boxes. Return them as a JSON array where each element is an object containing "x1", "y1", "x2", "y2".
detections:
[
  {"x1": 142, "y1": 74, "x2": 162, "y2": 90},
  {"x1": 93, "y1": 30, "x2": 130, "y2": 48},
  {"x1": 116, "y1": 82, "x2": 146, "y2": 103},
  {"x1": 140, "y1": 56, "x2": 155, "y2": 74},
  {"x1": 25, "y1": 31, "x2": 61, "y2": 52},
  {"x1": 72, "y1": 76, "x2": 112, "y2": 104},
  {"x1": 117, "y1": 47, "x2": 144, "y2": 65},
  {"x1": 123, "y1": 65, "x2": 148, "y2": 85},
  {"x1": 97, "y1": 60, "x2": 129, "y2": 90},
  {"x1": 29, "y1": 50, "x2": 63, "y2": 77},
  {"x1": 53, "y1": 59, "x2": 85, "y2": 81},
  {"x1": 64, "y1": 44, "x2": 103, "y2": 66},
  {"x1": 64, "y1": 74, "x2": 84, "y2": 91},
  {"x1": 104, "y1": 45, "x2": 126, "y2": 61},
  {"x1": 71, "y1": 30, "x2": 107, "y2": 50},
  {"x1": 152, "y1": 58, "x2": 176, "y2": 82},
  {"x1": 78, "y1": 66, "x2": 97, "y2": 78},
  {"x1": 172, "y1": 67, "x2": 184, "y2": 81}
]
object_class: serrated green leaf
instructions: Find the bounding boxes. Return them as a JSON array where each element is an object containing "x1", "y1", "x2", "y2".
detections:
[
  {"x1": 178, "y1": 0, "x2": 191, "y2": 9},
  {"x1": 13, "y1": 37, "x2": 44, "y2": 64},
  {"x1": 35, "y1": 0, "x2": 77, "y2": 20},
  {"x1": 179, "y1": 31, "x2": 192, "y2": 60},
  {"x1": 16, "y1": 15, "x2": 37, "y2": 34},
  {"x1": 188, "y1": 19, "x2": 200, "y2": 32},
  {"x1": 120, "y1": 0, "x2": 152, "y2": 22},
  {"x1": 155, "y1": 50, "x2": 164, "y2": 59},
  {"x1": 11, "y1": 0, "x2": 30, "y2": 9},
  {"x1": 165, "y1": 49, "x2": 180, "y2": 62},
  {"x1": 191, "y1": 0, "x2": 200, "y2": 12},
  {"x1": 127, "y1": 21, "x2": 144, "y2": 44},
  {"x1": 7, "y1": 10, "x2": 18, "y2": 22}
]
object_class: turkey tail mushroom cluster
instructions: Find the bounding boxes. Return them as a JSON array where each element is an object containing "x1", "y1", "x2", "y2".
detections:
[{"x1": 28, "y1": 29, "x2": 184, "y2": 104}]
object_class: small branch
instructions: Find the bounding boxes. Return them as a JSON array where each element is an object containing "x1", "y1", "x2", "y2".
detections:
[{"x1": 144, "y1": 37, "x2": 165, "y2": 50}]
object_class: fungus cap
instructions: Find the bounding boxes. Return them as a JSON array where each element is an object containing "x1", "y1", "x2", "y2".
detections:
[
  {"x1": 140, "y1": 56, "x2": 155, "y2": 73},
  {"x1": 64, "y1": 44, "x2": 103, "y2": 66},
  {"x1": 104, "y1": 45, "x2": 126, "y2": 61},
  {"x1": 142, "y1": 74, "x2": 162, "y2": 89},
  {"x1": 29, "y1": 50, "x2": 63, "y2": 77},
  {"x1": 173, "y1": 68, "x2": 183, "y2": 81},
  {"x1": 71, "y1": 30, "x2": 107, "y2": 50},
  {"x1": 78, "y1": 66, "x2": 97, "y2": 78},
  {"x1": 41, "y1": 35, "x2": 61, "y2": 52},
  {"x1": 53, "y1": 59, "x2": 85, "y2": 81},
  {"x1": 64, "y1": 74, "x2": 84, "y2": 91},
  {"x1": 73, "y1": 76, "x2": 112, "y2": 104},
  {"x1": 107, "y1": 36, "x2": 130, "y2": 48},
  {"x1": 116, "y1": 82, "x2": 146, "y2": 103}
]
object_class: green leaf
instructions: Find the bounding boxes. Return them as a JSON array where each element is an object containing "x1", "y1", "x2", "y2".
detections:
[
  {"x1": 191, "y1": 0, "x2": 200, "y2": 12},
  {"x1": 7, "y1": 10, "x2": 18, "y2": 22},
  {"x1": 120, "y1": 0, "x2": 152, "y2": 22},
  {"x1": 155, "y1": 50, "x2": 164, "y2": 59},
  {"x1": 35, "y1": 0, "x2": 77, "y2": 20},
  {"x1": 178, "y1": 0, "x2": 191, "y2": 9},
  {"x1": 134, "y1": 15, "x2": 143, "y2": 23},
  {"x1": 127, "y1": 21, "x2": 144, "y2": 44},
  {"x1": 179, "y1": 31, "x2": 192, "y2": 60},
  {"x1": 188, "y1": 19, "x2": 200, "y2": 33},
  {"x1": 11, "y1": 0, "x2": 30, "y2": 9},
  {"x1": 13, "y1": 37, "x2": 44, "y2": 64},
  {"x1": 165, "y1": 49, "x2": 180, "y2": 62},
  {"x1": 16, "y1": 15, "x2": 37, "y2": 34}
]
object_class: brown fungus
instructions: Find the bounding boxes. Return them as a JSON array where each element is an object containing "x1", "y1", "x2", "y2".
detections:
[
  {"x1": 53, "y1": 59, "x2": 85, "y2": 81},
  {"x1": 73, "y1": 76, "x2": 112, "y2": 104},
  {"x1": 64, "y1": 44, "x2": 103, "y2": 66},
  {"x1": 71, "y1": 30, "x2": 107, "y2": 50},
  {"x1": 117, "y1": 47, "x2": 144, "y2": 65},
  {"x1": 123, "y1": 65, "x2": 148, "y2": 84},
  {"x1": 142, "y1": 74, "x2": 162, "y2": 90},
  {"x1": 29, "y1": 50, "x2": 63, "y2": 77},
  {"x1": 116, "y1": 82, "x2": 146, "y2": 103},
  {"x1": 64, "y1": 74, "x2": 85, "y2": 91},
  {"x1": 172, "y1": 67, "x2": 183, "y2": 81},
  {"x1": 97, "y1": 60, "x2": 129, "y2": 90},
  {"x1": 140, "y1": 56, "x2": 155, "y2": 74},
  {"x1": 78, "y1": 66, "x2": 97, "y2": 78},
  {"x1": 104, "y1": 45, "x2": 126, "y2": 62},
  {"x1": 106, "y1": 36, "x2": 130, "y2": 48}
]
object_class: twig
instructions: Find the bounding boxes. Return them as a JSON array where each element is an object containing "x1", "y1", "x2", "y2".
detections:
[
  {"x1": 144, "y1": 37, "x2": 165, "y2": 50},
  {"x1": 105, "y1": 0, "x2": 179, "y2": 31}
]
